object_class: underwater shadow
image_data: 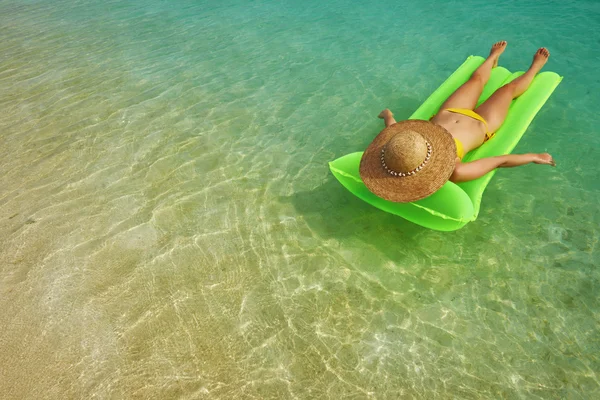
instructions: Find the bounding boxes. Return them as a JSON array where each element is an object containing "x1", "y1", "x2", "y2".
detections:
[{"x1": 279, "y1": 175, "x2": 448, "y2": 261}]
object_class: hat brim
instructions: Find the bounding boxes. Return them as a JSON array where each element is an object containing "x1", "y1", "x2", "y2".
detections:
[{"x1": 359, "y1": 120, "x2": 457, "y2": 203}]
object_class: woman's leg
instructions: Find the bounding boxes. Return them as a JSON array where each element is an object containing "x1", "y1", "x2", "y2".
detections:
[
  {"x1": 437, "y1": 41, "x2": 507, "y2": 111},
  {"x1": 475, "y1": 48, "x2": 550, "y2": 133},
  {"x1": 378, "y1": 109, "x2": 396, "y2": 127}
]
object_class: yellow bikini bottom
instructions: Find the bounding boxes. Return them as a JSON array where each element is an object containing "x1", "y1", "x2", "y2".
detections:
[
  {"x1": 445, "y1": 108, "x2": 495, "y2": 160},
  {"x1": 445, "y1": 108, "x2": 495, "y2": 141}
]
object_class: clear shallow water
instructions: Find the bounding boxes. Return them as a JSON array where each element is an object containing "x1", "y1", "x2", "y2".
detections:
[{"x1": 0, "y1": 0, "x2": 599, "y2": 398}]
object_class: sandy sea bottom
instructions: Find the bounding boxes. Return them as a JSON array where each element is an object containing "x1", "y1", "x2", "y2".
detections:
[{"x1": 1, "y1": 0, "x2": 599, "y2": 398}]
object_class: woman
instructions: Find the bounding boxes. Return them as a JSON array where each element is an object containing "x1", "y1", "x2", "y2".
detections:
[{"x1": 359, "y1": 42, "x2": 556, "y2": 203}]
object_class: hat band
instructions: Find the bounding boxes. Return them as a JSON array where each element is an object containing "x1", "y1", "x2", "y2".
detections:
[{"x1": 380, "y1": 142, "x2": 432, "y2": 177}]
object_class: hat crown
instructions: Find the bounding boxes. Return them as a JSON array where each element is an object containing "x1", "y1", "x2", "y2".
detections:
[{"x1": 383, "y1": 131, "x2": 428, "y2": 173}]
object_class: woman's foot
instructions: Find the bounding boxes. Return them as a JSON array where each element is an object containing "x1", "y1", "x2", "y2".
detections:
[
  {"x1": 378, "y1": 109, "x2": 393, "y2": 119},
  {"x1": 530, "y1": 47, "x2": 550, "y2": 72},
  {"x1": 489, "y1": 41, "x2": 507, "y2": 68}
]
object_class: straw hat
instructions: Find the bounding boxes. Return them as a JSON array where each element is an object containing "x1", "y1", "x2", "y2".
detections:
[{"x1": 359, "y1": 119, "x2": 457, "y2": 203}]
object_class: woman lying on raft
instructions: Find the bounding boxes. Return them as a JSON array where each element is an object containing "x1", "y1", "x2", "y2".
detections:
[{"x1": 359, "y1": 42, "x2": 556, "y2": 203}]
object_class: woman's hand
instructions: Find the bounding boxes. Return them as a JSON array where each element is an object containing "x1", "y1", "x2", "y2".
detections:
[{"x1": 532, "y1": 152, "x2": 556, "y2": 166}]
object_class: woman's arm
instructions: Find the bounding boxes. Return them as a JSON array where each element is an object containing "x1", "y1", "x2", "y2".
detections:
[{"x1": 450, "y1": 153, "x2": 555, "y2": 183}]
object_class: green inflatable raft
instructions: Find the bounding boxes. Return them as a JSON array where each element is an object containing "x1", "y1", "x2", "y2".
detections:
[{"x1": 329, "y1": 55, "x2": 562, "y2": 231}]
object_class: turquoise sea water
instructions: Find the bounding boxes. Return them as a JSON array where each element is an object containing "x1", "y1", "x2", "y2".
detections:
[{"x1": 1, "y1": 0, "x2": 599, "y2": 398}]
